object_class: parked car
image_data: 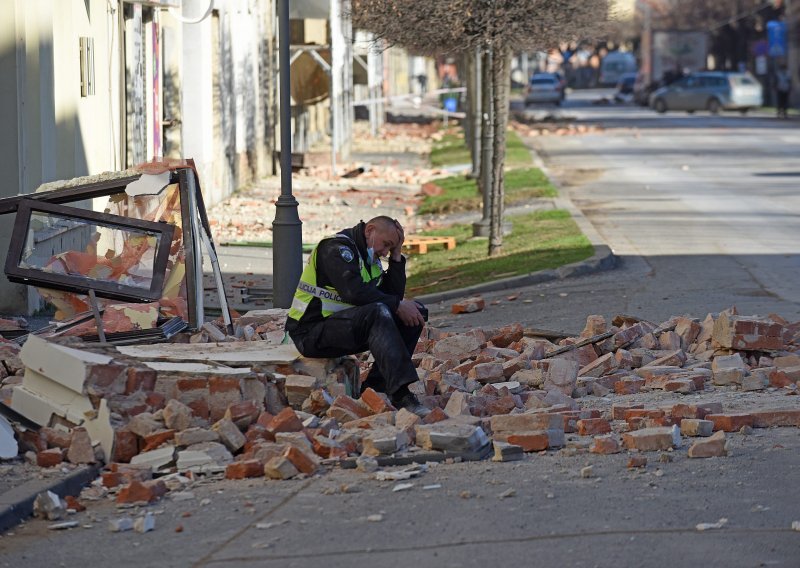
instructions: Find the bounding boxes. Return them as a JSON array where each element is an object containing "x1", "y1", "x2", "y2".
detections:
[
  {"x1": 524, "y1": 73, "x2": 564, "y2": 106},
  {"x1": 599, "y1": 51, "x2": 637, "y2": 87},
  {"x1": 613, "y1": 72, "x2": 638, "y2": 103},
  {"x1": 649, "y1": 71, "x2": 763, "y2": 114}
]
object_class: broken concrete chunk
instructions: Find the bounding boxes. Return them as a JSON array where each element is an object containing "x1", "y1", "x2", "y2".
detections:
[
  {"x1": 415, "y1": 423, "x2": 488, "y2": 453},
  {"x1": 176, "y1": 442, "x2": 233, "y2": 472},
  {"x1": 130, "y1": 445, "x2": 176, "y2": 471},
  {"x1": 492, "y1": 441, "x2": 524, "y2": 462},
  {"x1": 432, "y1": 334, "x2": 481, "y2": 359},
  {"x1": 212, "y1": 418, "x2": 246, "y2": 453},
  {"x1": 285, "y1": 374, "x2": 322, "y2": 408},
  {"x1": 163, "y1": 399, "x2": 193, "y2": 431},
  {"x1": 711, "y1": 354, "x2": 746, "y2": 386},
  {"x1": 680, "y1": 419, "x2": 714, "y2": 437},
  {"x1": 66, "y1": 427, "x2": 95, "y2": 464},
  {"x1": 264, "y1": 456, "x2": 299, "y2": 480},
  {"x1": 622, "y1": 426, "x2": 680, "y2": 452},
  {"x1": 361, "y1": 427, "x2": 411, "y2": 457},
  {"x1": 33, "y1": 490, "x2": 65, "y2": 520},
  {"x1": 174, "y1": 427, "x2": 219, "y2": 447},
  {"x1": 109, "y1": 518, "x2": 135, "y2": 532},
  {"x1": 134, "y1": 512, "x2": 156, "y2": 533},
  {"x1": 127, "y1": 412, "x2": 164, "y2": 438}
]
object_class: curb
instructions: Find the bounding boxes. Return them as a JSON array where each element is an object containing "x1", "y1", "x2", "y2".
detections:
[
  {"x1": 417, "y1": 148, "x2": 616, "y2": 305},
  {"x1": 0, "y1": 464, "x2": 101, "y2": 533}
]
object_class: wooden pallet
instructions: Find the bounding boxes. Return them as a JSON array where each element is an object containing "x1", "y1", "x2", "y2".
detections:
[{"x1": 403, "y1": 235, "x2": 456, "y2": 254}]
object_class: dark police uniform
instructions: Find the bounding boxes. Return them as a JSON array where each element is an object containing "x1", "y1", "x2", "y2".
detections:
[{"x1": 285, "y1": 221, "x2": 423, "y2": 398}]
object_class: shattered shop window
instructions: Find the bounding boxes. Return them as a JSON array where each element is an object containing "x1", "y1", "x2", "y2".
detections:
[
  {"x1": 22, "y1": 211, "x2": 159, "y2": 289},
  {"x1": 6, "y1": 199, "x2": 174, "y2": 301}
]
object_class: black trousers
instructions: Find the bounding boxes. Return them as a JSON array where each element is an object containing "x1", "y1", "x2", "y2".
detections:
[
  {"x1": 777, "y1": 91, "x2": 789, "y2": 116},
  {"x1": 289, "y1": 302, "x2": 423, "y2": 397}
]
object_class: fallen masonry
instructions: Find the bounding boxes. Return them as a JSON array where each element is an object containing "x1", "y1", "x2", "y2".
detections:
[{"x1": 1, "y1": 307, "x2": 799, "y2": 523}]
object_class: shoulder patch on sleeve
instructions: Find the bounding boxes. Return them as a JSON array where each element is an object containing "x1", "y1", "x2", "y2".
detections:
[{"x1": 338, "y1": 246, "x2": 355, "y2": 263}]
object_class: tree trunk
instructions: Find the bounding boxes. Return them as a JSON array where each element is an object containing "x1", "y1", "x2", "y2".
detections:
[
  {"x1": 478, "y1": 47, "x2": 494, "y2": 239},
  {"x1": 488, "y1": 46, "x2": 511, "y2": 257},
  {"x1": 469, "y1": 47, "x2": 482, "y2": 179}
]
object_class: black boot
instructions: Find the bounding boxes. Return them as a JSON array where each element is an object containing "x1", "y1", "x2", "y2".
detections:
[{"x1": 391, "y1": 386, "x2": 431, "y2": 418}]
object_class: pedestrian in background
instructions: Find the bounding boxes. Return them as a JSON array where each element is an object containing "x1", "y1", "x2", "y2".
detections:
[{"x1": 775, "y1": 64, "x2": 791, "y2": 119}]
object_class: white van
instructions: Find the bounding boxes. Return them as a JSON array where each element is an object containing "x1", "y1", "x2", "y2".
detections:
[{"x1": 599, "y1": 52, "x2": 637, "y2": 87}]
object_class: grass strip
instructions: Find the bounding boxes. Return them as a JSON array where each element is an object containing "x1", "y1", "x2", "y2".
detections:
[
  {"x1": 406, "y1": 209, "x2": 593, "y2": 295},
  {"x1": 429, "y1": 128, "x2": 532, "y2": 168},
  {"x1": 418, "y1": 167, "x2": 557, "y2": 215}
]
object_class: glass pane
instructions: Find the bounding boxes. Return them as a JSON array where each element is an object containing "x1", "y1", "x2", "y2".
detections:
[{"x1": 20, "y1": 211, "x2": 161, "y2": 290}]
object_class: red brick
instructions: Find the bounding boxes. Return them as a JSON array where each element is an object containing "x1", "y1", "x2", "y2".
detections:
[
  {"x1": 749, "y1": 408, "x2": 800, "y2": 428},
  {"x1": 187, "y1": 399, "x2": 210, "y2": 420},
  {"x1": 176, "y1": 377, "x2": 208, "y2": 392},
  {"x1": 142, "y1": 429, "x2": 176, "y2": 452},
  {"x1": 225, "y1": 459, "x2": 264, "y2": 479},
  {"x1": 101, "y1": 471, "x2": 123, "y2": 488},
  {"x1": 36, "y1": 448, "x2": 63, "y2": 468},
  {"x1": 627, "y1": 456, "x2": 647, "y2": 468},
  {"x1": 145, "y1": 392, "x2": 166, "y2": 411},
  {"x1": 267, "y1": 407, "x2": 304, "y2": 435},
  {"x1": 256, "y1": 411, "x2": 275, "y2": 428},
  {"x1": 209, "y1": 376, "x2": 241, "y2": 395},
  {"x1": 768, "y1": 369, "x2": 795, "y2": 388},
  {"x1": 612, "y1": 403, "x2": 644, "y2": 421},
  {"x1": 485, "y1": 395, "x2": 517, "y2": 416},
  {"x1": 359, "y1": 388, "x2": 396, "y2": 414},
  {"x1": 125, "y1": 367, "x2": 157, "y2": 394},
  {"x1": 64, "y1": 495, "x2": 85, "y2": 512},
  {"x1": 577, "y1": 418, "x2": 611, "y2": 436},
  {"x1": 111, "y1": 430, "x2": 139, "y2": 463},
  {"x1": 224, "y1": 400, "x2": 260, "y2": 429},
  {"x1": 706, "y1": 413, "x2": 754, "y2": 432},
  {"x1": 614, "y1": 378, "x2": 645, "y2": 394},
  {"x1": 40, "y1": 427, "x2": 72, "y2": 450},
  {"x1": 506, "y1": 431, "x2": 550, "y2": 452},
  {"x1": 624, "y1": 409, "x2": 665, "y2": 421},
  {"x1": 327, "y1": 395, "x2": 372, "y2": 422},
  {"x1": 589, "y1": 434, "x2": 621, "y2": 454},
  {"x1": 487, "y1": 324, "x2": 524, "y2": 348},
  {"x1": 423, "y1": 407, "x2": 448, "y2": 424},
  {"x1": 451, "y1": 297, "x2": 485, "y2": 314},
  {"x1": 284, "y1": 446, "x2": 318, "y2": 475},
  {"x1": 116, "y1": 479, "x2": 167, "y2": 504}
]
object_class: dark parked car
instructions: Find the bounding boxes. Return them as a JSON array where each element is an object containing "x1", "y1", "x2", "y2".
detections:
[{"x1": 649, "y1": 71, "x2": 763, "y2": 114}]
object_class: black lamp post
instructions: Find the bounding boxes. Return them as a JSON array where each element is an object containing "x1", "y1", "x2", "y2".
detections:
[{"x1": 271, "y1": 0, "x2": 303, "y2": 308}]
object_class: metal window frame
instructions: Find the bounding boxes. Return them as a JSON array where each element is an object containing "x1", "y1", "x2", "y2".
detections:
[{"x1": 5, "y1": 199, "x2": 175, "y2": 302}]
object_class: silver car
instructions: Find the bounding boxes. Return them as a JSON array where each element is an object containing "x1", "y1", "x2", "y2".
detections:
[
  {"x1": 649, "y1": 72, "x2": 763, "y2": 114},
  {"x1": 524, "y1": 73, "x2": 564, "y2": 106}
]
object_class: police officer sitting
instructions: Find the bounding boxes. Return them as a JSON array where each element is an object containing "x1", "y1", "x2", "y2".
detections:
[{"x1": 285, "y1": 216, "x2": 429, "y2": 417}]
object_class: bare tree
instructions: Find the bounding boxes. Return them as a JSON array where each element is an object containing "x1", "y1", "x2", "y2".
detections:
[{"x1": 353, "y1": 0, "x2": 610, "y2": 255}]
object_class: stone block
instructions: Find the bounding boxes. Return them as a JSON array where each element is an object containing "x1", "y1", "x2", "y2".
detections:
[
  {"x1": 687, "y1": 431, "x2": 727, "y2": 458},
  {"x1": 468, "y1": 362, "x2": 505, "y2": 384},
  {"x1": 680, "y1": 419, "x2": 714, "y2": 437},
  {"x1": 213, "y1": 418, "x2": 247, "y2": 453},
  {"x1": 622, "y1": 426, "x2": 680, "y2": 451},
  {"x1": 264, "y1": 456, "x2": 299, "y2": 480},
  {"x1": 712, "y1": 354, "x2": 746, "y2": 386},
  {"x1": 163, "y1": 399, "x2": 193, "y2": 431}
]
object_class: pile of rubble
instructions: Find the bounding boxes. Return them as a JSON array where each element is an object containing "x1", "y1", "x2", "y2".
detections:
[
  {"x1": 509, "y1": 121, "x2": 604, "y2": 138},
  {"x1": 2, "y1": 305, "x2": 799, "y2": 512}
]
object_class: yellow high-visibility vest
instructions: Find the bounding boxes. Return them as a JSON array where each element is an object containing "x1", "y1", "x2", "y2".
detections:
[{"x1": 288, "y1": 234, "x2": 383, "y2": 320}]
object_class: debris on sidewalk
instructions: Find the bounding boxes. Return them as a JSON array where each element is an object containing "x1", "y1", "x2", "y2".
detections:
[{"x1": 1, "y1": 306, "x2": 798, "y2": 529}]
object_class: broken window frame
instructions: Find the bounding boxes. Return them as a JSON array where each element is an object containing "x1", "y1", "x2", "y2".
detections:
[
  {"x1": 0, "y1": 166, "x2": 229, "y2": 331},
  {"x1": 5, "y1": 198, "x2": 175, "y2": 302}
]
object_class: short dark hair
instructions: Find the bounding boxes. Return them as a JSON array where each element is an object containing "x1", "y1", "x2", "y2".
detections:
[{"x1": 367, "y1": 216, "x2": 401, "y2": 231}]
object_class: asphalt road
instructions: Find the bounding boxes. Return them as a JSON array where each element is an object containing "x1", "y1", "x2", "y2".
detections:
[{"x1": 429, "y1": 89, "x2": 800, "y2": 334}]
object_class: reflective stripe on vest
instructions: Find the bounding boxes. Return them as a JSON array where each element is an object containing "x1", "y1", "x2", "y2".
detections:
[{"x1": 287, "y1": 233, "x2": 383, "y2": 321}]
